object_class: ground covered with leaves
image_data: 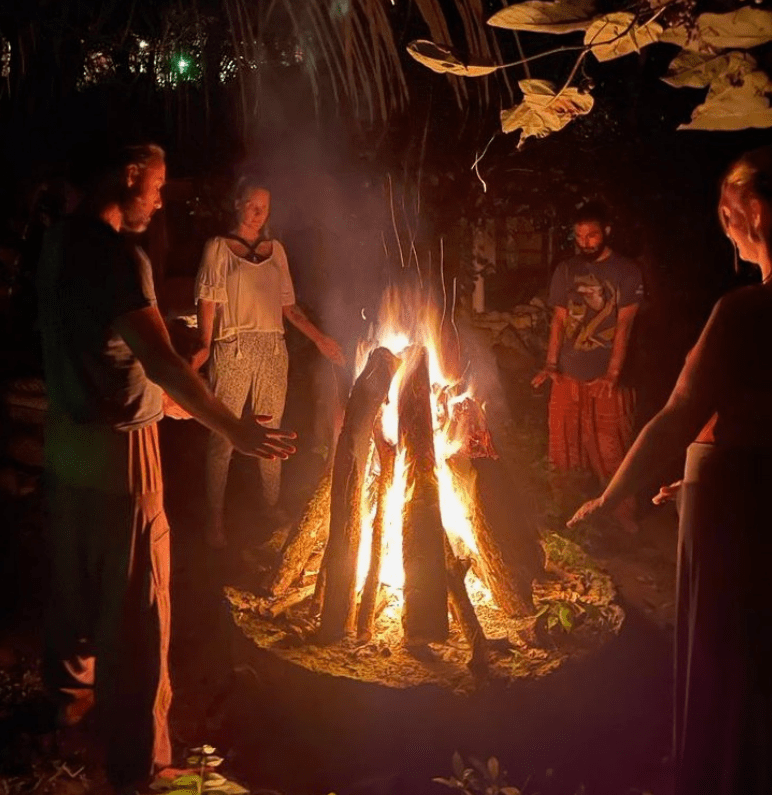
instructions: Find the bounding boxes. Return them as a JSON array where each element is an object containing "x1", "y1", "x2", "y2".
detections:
[{"x1": 0, "y1": 324, "x2": 679, "y2": 795}]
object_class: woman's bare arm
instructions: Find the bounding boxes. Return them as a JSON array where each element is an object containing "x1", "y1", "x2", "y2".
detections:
[{"x1": 568, "y1": 297, "x2": 729, "y2": 524}]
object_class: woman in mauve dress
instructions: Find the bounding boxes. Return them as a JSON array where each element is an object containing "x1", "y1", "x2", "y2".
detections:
[{"x1": 570, "y1": 145, "x2": 772, "y2": 795}]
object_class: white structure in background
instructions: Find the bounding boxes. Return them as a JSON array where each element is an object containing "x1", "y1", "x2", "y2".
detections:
[{"x1": 472, "y1": 219, "x2": 495, "y2": 314}]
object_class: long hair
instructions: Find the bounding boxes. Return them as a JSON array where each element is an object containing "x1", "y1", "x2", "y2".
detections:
[
  {"x1": 719, "y1": 146, "x2": 772, "y2": 272},
  {"x1": 720, "y1": 146, "x2": 772, "y2": 236}
]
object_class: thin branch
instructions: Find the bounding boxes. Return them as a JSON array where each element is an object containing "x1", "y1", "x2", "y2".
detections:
[
  {"x1": 513, "y1": 31, "x2": 530, "y2": 79},
  {"x1": 471, "y1": 133, "x2": 496, "y2": 192}
]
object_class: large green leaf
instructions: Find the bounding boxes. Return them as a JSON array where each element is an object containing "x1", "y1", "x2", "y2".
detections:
[
  {"x1": 171, "y1": 775, "x2": 202, "y2": 788},
  {"x1": 407, "y1": 40, "x2": 498, "y2": 76},
  {"x1": 487, "y1": 0, "x2": 596, "y2": 34},
  {"x1": 584, "y1": 12, "x2": 662, "y2": 62},
  {"x1": 698, "y1": 8, "x2": 772, "y2": 49},
  {"x1": 662, "y1": 8, "x2": 772, "y2": 52},
  {"x1": 501, "y1": 79, "x2": 594, "y2": 145},
  {"x1": 679, "y1": 70, "x2": 772, "y2": 131},
  {"x1": 662, "y1": 50, "x2": 756, "y2": 89}
]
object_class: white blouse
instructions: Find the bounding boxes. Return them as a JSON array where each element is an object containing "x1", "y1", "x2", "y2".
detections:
[{"x1": 195, "y1": 236, "x2": 296, "y2": 341}]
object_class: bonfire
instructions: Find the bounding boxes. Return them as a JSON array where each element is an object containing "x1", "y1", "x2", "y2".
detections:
[{"x1": 226, "y1": 285, "x2": 623, "y2": 689}]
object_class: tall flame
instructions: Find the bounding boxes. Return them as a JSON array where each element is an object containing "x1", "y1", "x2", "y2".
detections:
[{"x1": 354, "y1": 286, "x2": 482, "y2": 601}]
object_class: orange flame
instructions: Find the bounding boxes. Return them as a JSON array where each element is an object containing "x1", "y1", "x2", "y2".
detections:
[{"x1": 355, "y1": 286, "x2": 485, "y2": 604}]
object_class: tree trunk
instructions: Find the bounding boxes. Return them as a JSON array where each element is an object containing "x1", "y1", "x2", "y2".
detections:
[
  {"x1": 357, "y1": 429, "x2": 396, "y2": 641},
  {"x1": 265, "y1": 469, "x2": 333, "y2": 597},
  {"x1": 317, "y1": 347, "x2": 400, "y2": 643},
  {"x1": 444, "y1": 534, "x2": 488, "y2": 675},
  {"x1": 399, "y1": 346, "x2": 449, "y2": 646}
]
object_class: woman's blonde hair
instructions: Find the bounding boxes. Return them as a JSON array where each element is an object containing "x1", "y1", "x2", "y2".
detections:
[{"x1": 720, "y1": 145, "x2": 772, "y2": 238}]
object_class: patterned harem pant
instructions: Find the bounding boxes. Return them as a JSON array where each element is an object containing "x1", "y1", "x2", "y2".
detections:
[
  {"x1": 548, "y1": 375, "x2": 636, "y2": 521},
  {"x1": 206, "y1": 331, "x2": 288, "y2": 514}
]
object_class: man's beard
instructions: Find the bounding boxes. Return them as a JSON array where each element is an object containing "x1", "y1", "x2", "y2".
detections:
[
  {"x1": 122, "y1": 199, "x2": 151, "y2": 233},
  {"x1": 578, "y1": 244, "x2": 605, "y2": 262}
]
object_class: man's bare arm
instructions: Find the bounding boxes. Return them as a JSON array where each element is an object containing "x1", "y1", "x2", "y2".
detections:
[
  {"x1": 190, "y1": 298, "x2": 216, "y2": 370},
  {"x1": 114, "y1": 305, "x2": 295, "y2": 458},
  {"x1": 607, "y1": 303, "x2": 639, "y2": 379},
  {"x1": 531, "y1": 306, "x2": 567, "y2": 388}
]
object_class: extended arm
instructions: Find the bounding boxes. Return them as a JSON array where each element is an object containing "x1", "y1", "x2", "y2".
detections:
[
  {"x1": 593, "y1": 302, "x2": 639, "y2": 395},
  {"x1": 114, "y1": 305, "x2": 295, "y2": 458},
  {"x1": 608, "y1": 303, "x2": 638, "y2": 379},
  {"x1": 568, "y1": 301, "x2": 726, "y2": 525},
  {"x1": 531, "y1": 306, "x2": 567, "y2": 388},
  {"x1": 190, "y1": 298, "x2": 216, "y2": 371},
  {"x1": 283, "y1": 303, "x2": 345, "y2": 366}
]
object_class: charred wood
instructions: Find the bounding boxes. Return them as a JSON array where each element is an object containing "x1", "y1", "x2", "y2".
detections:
[
  {"x1": 399, "y1": 346, "x2": 449, "y2": 645},
  {"x1": 357, "y1": 428, "x2": 396, "y2": 642},
  {"x1": 444, "y1": 534, "x2": 488, "y2": 675},
  {"x1": 265, "y1": 469, "x2": 333, "y2": 597},
  {"x1": 470, "y1": 457, "x2": 545, "y2": 618},
  {"x1": 317, "y1": 347, "x2": 400, "y2": 643}
]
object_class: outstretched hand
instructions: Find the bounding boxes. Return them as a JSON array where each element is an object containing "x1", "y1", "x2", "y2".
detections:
[
  {"x1": 531, "y1": 369, "x2": 560, "y2": 389},
  {"x1": 230, "y1": 414, "x2": 297, "y2": 460},
  {"x1": 317, "y1": 335, "x2": 346, "y2": 367},
  {"x1": 566, "y1": 496, "x2": 608, "y2": 528},
  {"x1": 652, "y1": 480, "x2": 682, "y2": 506}
]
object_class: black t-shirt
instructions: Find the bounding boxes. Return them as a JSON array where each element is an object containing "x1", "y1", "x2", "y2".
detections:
[
  {"x1": 37, "y1": 215, "x2": 163, "y2": 430},
  {"x1": 689, "y1": 284, "x2": 772, "y2": 448}
]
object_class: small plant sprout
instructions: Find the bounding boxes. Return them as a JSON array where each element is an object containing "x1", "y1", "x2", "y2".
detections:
[
  {"x1": 433, "y1": 751, "x2": 522, "y2": 795},
  {"x1": 151, "y1": 745, "x2": 248, "y2": 795}
]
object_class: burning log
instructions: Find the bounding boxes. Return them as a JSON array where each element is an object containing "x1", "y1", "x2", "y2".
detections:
[
  {"x1": 356, "y1": 426, "x2": 396, "y2": 642},
  {"x1": 265, "y1": 469, "x2": 333, "y2": 597},
  {"x1": 444, "y1": 535, "x2": 488, "y2": 675},
  {"x1": 317, "y1": 347, "x2": 400, "y2": 643},
  {"x1": 399, "y1": 347, "x2": 449, "y2": 646},
  {"x1": 262, "y1": 585, "x2": 316, "y2": 619},
  {"x1": 470, "y1": 457, "x2": 545, "y2": 618}
]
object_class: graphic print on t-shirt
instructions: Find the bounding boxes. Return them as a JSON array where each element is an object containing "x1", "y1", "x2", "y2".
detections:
[{"x1": 565, "y1": 272, "x2": 618, "y2": 352}]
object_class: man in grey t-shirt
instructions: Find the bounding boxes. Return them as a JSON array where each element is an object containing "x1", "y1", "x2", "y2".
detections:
[{"x1": 532, "y1": 201, "x2": 642, "y2": 533}]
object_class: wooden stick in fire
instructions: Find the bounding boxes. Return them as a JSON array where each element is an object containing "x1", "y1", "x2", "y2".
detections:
[
  {"x1": 399, "y1": 346, "x2": 449, "y2": 646},
  {"x1": 317, "y1": 347, "x2": 400, "y2": 644},
  {"x1": 443, "y1": 534, "x2": 489, "y2": 675},
  {"x1": 356, "y1": 417, "x2": 396, "y2": 642},
  {"x1": 449, "y1": 396, "x2": 545, "y2": 619},
  {"x1": 265, "y1": 469, "x2": 333, "y2": 597},
  {"x1": 469, "y1": 457, "x2": 545, "y2": 619}
]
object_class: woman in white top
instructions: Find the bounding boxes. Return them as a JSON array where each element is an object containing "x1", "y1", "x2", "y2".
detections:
[{"x1": 193, "y1": 178, "x2": 344, "y2": 548}]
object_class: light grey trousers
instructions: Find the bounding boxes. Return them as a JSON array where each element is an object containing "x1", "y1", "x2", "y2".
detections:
[{"x1": 206, "y1": 331, "x2": 288, "y2": 516}]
